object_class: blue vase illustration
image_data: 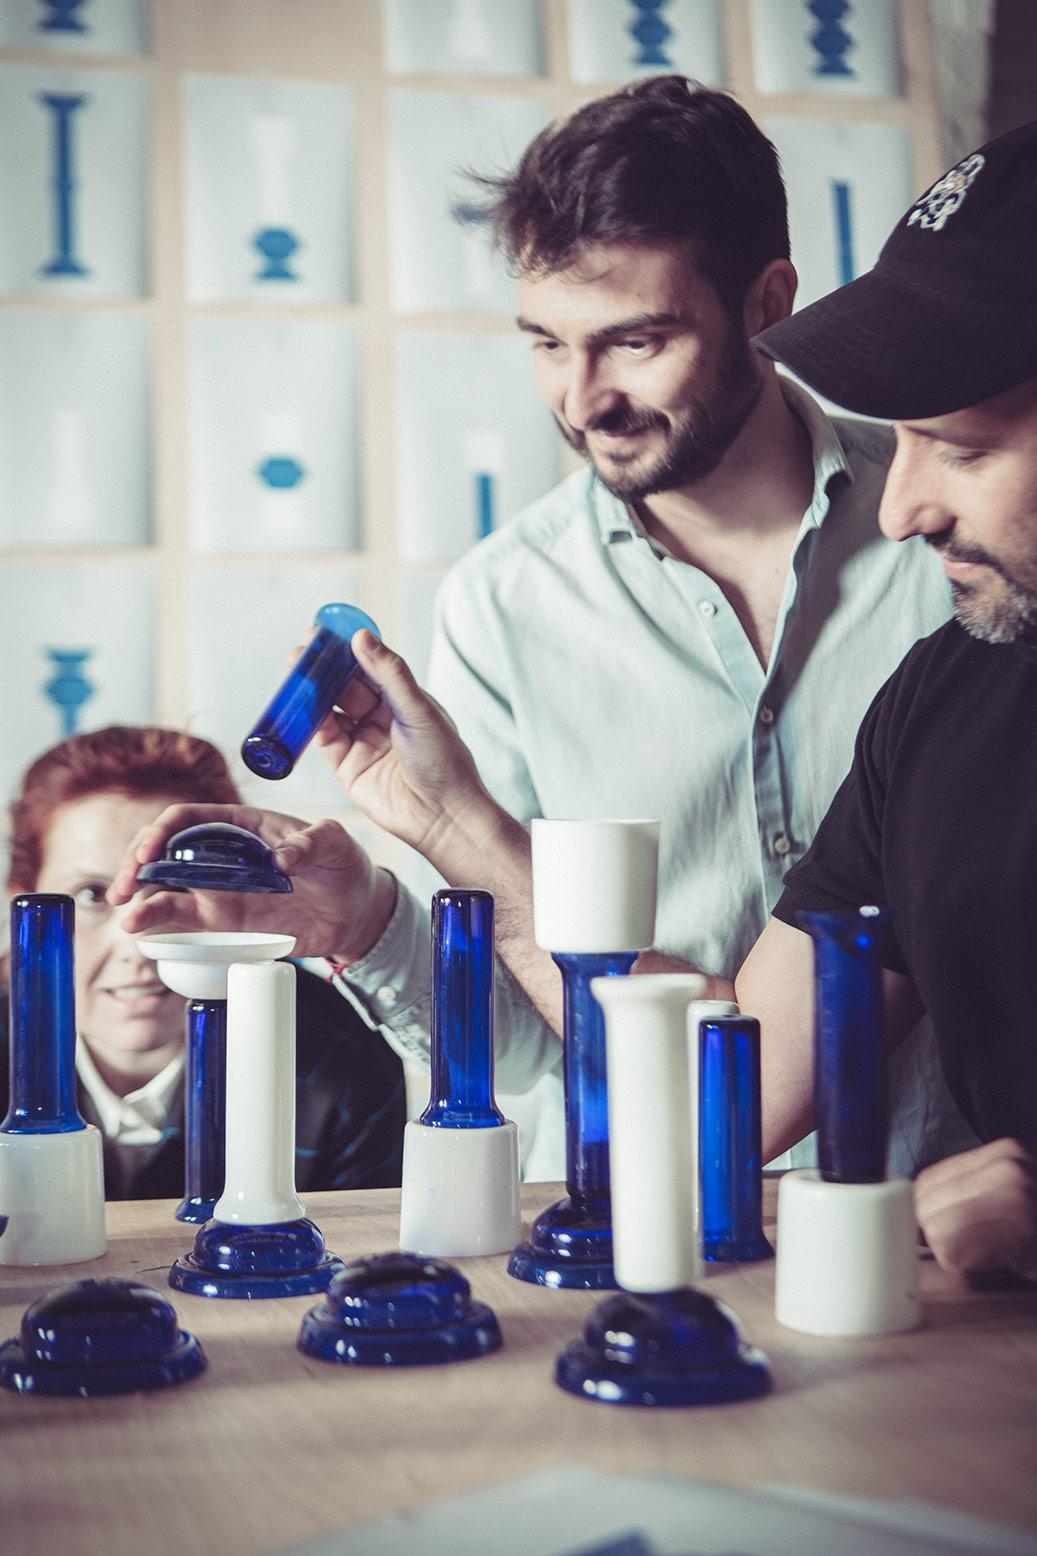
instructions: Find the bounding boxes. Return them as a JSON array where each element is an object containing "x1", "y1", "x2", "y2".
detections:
[
  {"x1": 43, "y1": 649, "x2": 95, "y2": 737},
  {"x1": 37, "y1": 0, "x2": 88, "y2": 33},
  {"x1": 628, "y1": 0, "x2": 675, "y2": 67},
  {"x1": 807, "y1": 0, "x2": 856, "y2": 77},
  {"x1": 38, "y1": 93, "x2": 91, "y2": 278}
]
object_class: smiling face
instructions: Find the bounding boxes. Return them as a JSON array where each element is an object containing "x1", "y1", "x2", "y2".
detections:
[
  {"x1": 879, "y1": 379, "x2": 1037, "y2": 645},
  {"x1": 517, "y1": 241, "x2": 764, "y2": 500},
  {"x1": 33, "y1": 790, "x2": 186, "y2": 1089}
]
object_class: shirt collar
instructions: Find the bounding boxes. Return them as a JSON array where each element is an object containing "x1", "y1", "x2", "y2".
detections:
[
  {"x1": 75, "y1": 1039, "x2": 184, "y2": 1142},
  {"x1": 589, "y1": 376, "x2": 854, "y2": 549}
]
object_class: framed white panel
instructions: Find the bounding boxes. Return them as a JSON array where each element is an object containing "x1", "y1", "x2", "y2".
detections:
[
  {"x1": 750, "y1": 0, "x2": 900, "y2": 98},
  {"x1": 388, "y1": 89, "x2": 548, "y2": 313},
  {"x1": 186, "y1": 565, "x2": 368, "y2": 812},
  {"x1": 188, "y1": 318, "x2": 359, "y2": 554},
  {"x1": 0, "y1": 64, "x2": 148, "y2": 296},
  {"x1": 383, "y1": 0, "x2": 544, "y2": 77},
  {"x1": 395, "y1": 330, "x2": 561, "y2": 563},
  {"x1": 0, "y1": 0, "x2": 147, "y2": 55},
  {"x1": 567, "y1": 0, "x2": 724, "y2": 87},
  {"x1": 184, "y1": 75, "x2": 355, "y2": 305},
  {"x1": 396, "y1": 567, "x2": 449, "y2": 683},
  {"x1": 766, "y1": 117, "x2": 913, "y2": 308},
  {"x1": 0, "y1": 310, "x2": 151, "y2": 546},
  {"x1": 0, "y1": 561, "x2": 155, "y2": 806}
]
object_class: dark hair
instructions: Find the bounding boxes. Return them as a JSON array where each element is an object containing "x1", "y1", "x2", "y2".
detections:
[
  {"x1": 470, "y1": 76, "x2": 789, "y2": 309},
  {"x1": 6, "y1": 725, "x2": 241, "y2": 893}
]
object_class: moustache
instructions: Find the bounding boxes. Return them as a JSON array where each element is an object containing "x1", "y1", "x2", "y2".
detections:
[{"x1": 926, "y1": 533, "x2": 1008, "y2": 579}]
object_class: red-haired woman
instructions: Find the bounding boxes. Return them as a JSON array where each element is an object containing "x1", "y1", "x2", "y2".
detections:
[{"x1": 1, "y1": 726, "x2": 405, "y2": 1199}]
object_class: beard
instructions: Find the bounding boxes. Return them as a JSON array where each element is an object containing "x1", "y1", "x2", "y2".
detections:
[
  {"x1": 928, "y1": 535, "x2": 1037, "y2": 645},
  {"x1": 555, "y1": 321, "x2": 764, "y2": 500}
]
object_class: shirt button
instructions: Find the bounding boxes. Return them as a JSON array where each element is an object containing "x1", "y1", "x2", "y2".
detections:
[
  {"x1": 773, "y1": 833, "x2": 793, "y2": 857},
  {"x1": 698, "y1": 600, "x2": 717, "y2": 618},
  {"x1": 376, "y1": 985, "x2": 398, "y2": 1007},
  {"x1": 758, "y1": 705, "x2": 775, "y2": 726}
]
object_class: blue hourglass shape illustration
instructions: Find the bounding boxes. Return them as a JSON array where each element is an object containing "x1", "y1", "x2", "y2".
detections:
[
  {"x1": 508, "y1": 819, "x2": 658, "y2": 1290},
  {"x1": 170, "y1": 961, "x2": 343, "y2": 1299},
  {"x1": 241, "y1": 602, "x2": 379, "y2": 780},
  {"x1": 555, "y1": 975, "x2": 771, "y2": 1407},
  {"x1": 401, "y1": 890, "x2": 521, "y2": 1257},
  {"x1": 0, "y1": 894, "x2": 105, "y2": 1265},
  {"x1": 775, "y1": 906, "x2": 919, "y2": 1336},
  {"x1": 700, "y1": 1015, "x2": 774, "y2": 1263}
]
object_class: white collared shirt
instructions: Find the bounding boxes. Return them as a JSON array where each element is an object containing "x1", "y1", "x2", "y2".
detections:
[{"x1": 75, "y1": 1040, "x2": 185, "y2": 1146}]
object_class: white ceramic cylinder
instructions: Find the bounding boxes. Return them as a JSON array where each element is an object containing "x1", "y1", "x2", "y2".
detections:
[
  {"x1": 213, "y1": 961, "x2": 305, "y2": 1226},
  {"x1": 775, "y1": 1170, "x2": 920, "y2": 1336},
  {"x1": 137, "y1": 931, "x2": 297, "y2": 1001},
  {"x1": 531, "y1": 819, "x2": 659, "y2": 953},
  {"x1": 687, "y1": 999, "x2": 739, "y2": 1240},
  {"x1": 399, "y1": 1119, "x2": 521, "y2": 1257},
  {"x1": 0, "y1": 1127, "x2": 106, "y2": 1265},
  {"x1": 592, "y1": 973, "x2": 709, "y2": 1292}
]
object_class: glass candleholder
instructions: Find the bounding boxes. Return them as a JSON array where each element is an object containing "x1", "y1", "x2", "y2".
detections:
[
  {"x1": 700, "y1": 1015, "x2": 774, "y2": 1263},
  {"x1": 241, "y1": 601, "x2": 379, "y2": 780},
  {"x1": 136, "y1": 822, "x2": 292, "y2": 894}
]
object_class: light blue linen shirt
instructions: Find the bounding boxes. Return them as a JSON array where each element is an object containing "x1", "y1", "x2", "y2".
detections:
[{"x1": 343, "y1": 381, "x2": 967, "y2": 1178}]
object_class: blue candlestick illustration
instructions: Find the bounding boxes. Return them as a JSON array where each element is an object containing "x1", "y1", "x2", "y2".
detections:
[
  {"x1": 807, "y1": 0, "x2": 856, "y2": 76},
  {"x1": 628, "y1": 0, "x2": 675, "y2": 67},
  {"x1": 37, "y1": 0, "x2": 88, "y2": 32},
  {"x1": 44, "y1": 648, "x2": 95, "y2": 737},
  {"x1": 700, "y1": 1015, "x2": 774, "y2": 1263},
  {"x1": 832, "y1": 179, "x2": 856, "y2": 285},
  {"x1": 241, "y1": 601, "x2": 379, "y2": 780},
  {"x1": 38, "y1": 93, "x2": 91, "y2": 278}
]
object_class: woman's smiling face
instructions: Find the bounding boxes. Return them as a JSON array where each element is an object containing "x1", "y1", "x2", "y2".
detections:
[{"x1": 33, "y1": 790, "x2": 186, "y2": 1087}]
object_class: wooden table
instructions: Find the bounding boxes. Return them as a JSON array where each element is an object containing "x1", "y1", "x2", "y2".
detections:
[{"x1": 1, "y1": 1181, "x2": 1035, "y2": 1555}]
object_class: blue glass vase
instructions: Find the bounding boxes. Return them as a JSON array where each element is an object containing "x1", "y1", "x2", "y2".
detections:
[
  {"x1": 798, "y1": 907, "x2": 889, "y2": 1183},
  {"x1": 700, "y1": 1016, "x2": 773, "y2": 1263},
  {"x1": 177, "y1": 1000, "x2": 227, "y2": 1224},
  {"x1": 508, "y1": 951, "x2": 636, "y2": 1289},
  {"x1": 241, "y1": 602, "x2": 379, "y2": 780},
  {"x1": 4, "y1": 895, "x2": 85, "y2": 1136}
]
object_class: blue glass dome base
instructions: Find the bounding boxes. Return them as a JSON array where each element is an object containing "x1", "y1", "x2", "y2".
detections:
[
  {"x1": 0, "y1": 1279, "x2": 207, "y2": 1397},
  {"x1": 299, "y1": 1251, "x2": 502, "y2": 1367},
  {"x1": 704, "y1": 1231, "x2": 775, "y2": 1264},
  {"x1": 507, "y1": 1196, "x2": 616, "y2": 1290},
  {"x1": 136, "y1": 823, "x2": 293, "y2": 895},
  {"x1": 176, "y1": 1194, "x2": 218, "y2": 1225},
  {"x1": 169, "y1": 1218, "x2": 343, "y2": 1300},
  {"x1": 555, "y1": 1289, "x2": 771, "y2": 1408}
]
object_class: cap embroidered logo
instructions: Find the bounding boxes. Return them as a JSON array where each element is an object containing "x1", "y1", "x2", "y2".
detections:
[{"x1": 906, "y1": 153, "x2": 986, "y2": 233}]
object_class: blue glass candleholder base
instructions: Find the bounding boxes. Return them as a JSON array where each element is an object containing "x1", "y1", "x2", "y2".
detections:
[
  {"x1": 170, "y1": 1218, "x2": 343, "y2": 1300},
  {"x1": 0, "y1": 1279, "x2": 206, "y2": 1397},
  {"x1": 136, "y1": 823, "x2": 293, "y2": 895},
  {"x1": 555, "y1": 1288, "x2": 771, "y2": 1408},
  {"x1": 176, "y1": 1193, "x2": 218, "y2": 1226},
  {"x1": 704, "y1": 1229, "x2": 774, "y2": 1264},
  {"x1": 299, "y1": 1252, "x2": 501, "y2": 1367},
  {"x1": 507, "y1": 1196, "x2": 616, "y2": 1290}
]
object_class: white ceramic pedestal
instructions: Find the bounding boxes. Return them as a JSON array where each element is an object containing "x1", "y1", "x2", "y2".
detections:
[
  {"x1": 530, "y1": 818, "x2": 659, "y2": 953},
  {"x1": 0, "y1": 1127, "x2": 106, "y2": 1265},
  {"x1": 775, "y1": 1169, "x2": 921, "y2": 1336},
  {"x1": 399, "y1": 1119, "x2": 521, "y2": 1257},
  {"x1": 136, "y1": 931, "x2": 297, "y2": 1001}
]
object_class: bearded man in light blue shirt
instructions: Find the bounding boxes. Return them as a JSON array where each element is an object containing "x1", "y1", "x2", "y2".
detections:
[{"x1": 117, "y1": 78, "x2": 970, "y2": 1179}]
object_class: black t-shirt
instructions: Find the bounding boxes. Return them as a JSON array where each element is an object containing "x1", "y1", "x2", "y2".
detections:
[{"x1": 775, "y1": 619, "x2": 1037, "y2": 1148}]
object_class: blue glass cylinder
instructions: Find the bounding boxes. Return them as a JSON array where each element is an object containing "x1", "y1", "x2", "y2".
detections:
[
  {"x1": 798, "y1": 907, "x2": 889, "y2": 1184},
  {"x1": 508, "y1": 951, "x2": 636, "y2": 1289},
  {"x1": 3, "y1": 895, "x2": 85, "y2": 1135},
  {"x1": 241, "y1": 602, "x2": 379, "y2": 780},
  {"x1": 177, "y1": 1000, "x2": 227, "y2": 1224},
  {"x1": 699, "y1": 1017, "x2": 773, "y2": 1263},
  {"x1": 422, "y1": 890, "x2": 503, "y2": 1128}
]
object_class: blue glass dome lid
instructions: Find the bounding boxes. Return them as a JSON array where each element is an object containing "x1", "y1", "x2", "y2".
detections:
[
  {"x1": 0, "y1": 1279, "x2": 206, "y2": 1396},
  {"x1": 136, "y1": 822, "x2": 292, "y2": 894}
]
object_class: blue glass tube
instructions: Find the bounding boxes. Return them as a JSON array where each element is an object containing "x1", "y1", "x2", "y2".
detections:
[
  {"x1": 177, "y1": 1000, "x2": 227, "y2": 1224},
  {"x1": 241, "y1": 602, "x2": 379, "y2": 780},
  {"x1": 3, "y1": 895, "x2": 85, "y2": 1135},
  {"x1": 422, "y1": 890, "x2": 503, "y2": 1128},
  {"x1": 508, "y1": 951, "x2": 636, "y2": 1289},
  {"x1": 700, "y1": 1017, "x2": 773, "y2": 1263},
  {"x1": 798, "y1": 907, "x2": 889, "y2": 1184}
]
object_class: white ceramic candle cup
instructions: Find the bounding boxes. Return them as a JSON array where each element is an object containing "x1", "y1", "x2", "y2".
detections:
[
  {"x1": 531, "y1": 818, "x2": 659, "y2": 953},
  {"x1": 0, "y1": 1127, "x2": 106, "y2": 1266},
  {"x1": 399, "y1": 1119, "x2": 521, "y2": 1257}
]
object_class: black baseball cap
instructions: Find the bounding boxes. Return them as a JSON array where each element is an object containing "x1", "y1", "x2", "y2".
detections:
[{"x1": 755, "y1": 119, "x2": 1037, "y2": 420}]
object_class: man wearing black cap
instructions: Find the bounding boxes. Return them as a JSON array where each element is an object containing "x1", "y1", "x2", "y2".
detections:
[{"x1": 740, "y1": 121, "x2": 1037, "y2": 1281}]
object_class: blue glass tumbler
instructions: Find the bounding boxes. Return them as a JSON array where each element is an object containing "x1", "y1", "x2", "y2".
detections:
[
  {"x1": 507, "y1": 951, "x2": 637, "y2": 1289},
  {"x1": 699, "y1": 1016, "x2": 773, "y2": 1263},
  {"x1": 241, "y1": 602, "x2": 380, "y2": 780},
  {"x1": 399, "y1": 891, "x2": 520, "y2": 1256},
  {"x1": 4, "y1": 895, "x2": 84, "y2": 1135},
  {"x1": 798, "y1": 906, "x2": 889, "y2": 1184},
  {"x1": 178, "y1": 1000, "x2": 227, "y2": 1224}
]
